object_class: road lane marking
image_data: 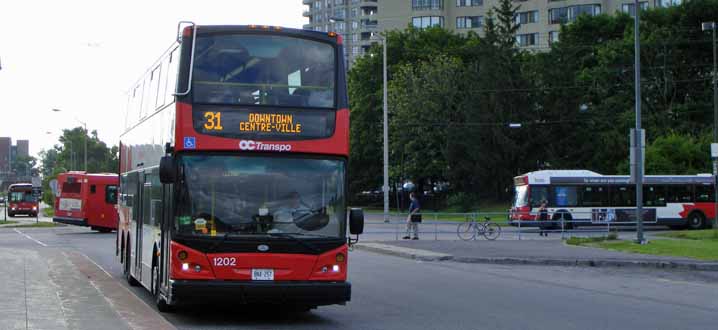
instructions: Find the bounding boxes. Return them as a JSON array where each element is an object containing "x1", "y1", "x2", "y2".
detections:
[
  {"x1": 13, "y1": 228, "x2": 48, "y2": 247},
  {"x1": 81, "y1": 252, "x2": 114, "y2": 279}
]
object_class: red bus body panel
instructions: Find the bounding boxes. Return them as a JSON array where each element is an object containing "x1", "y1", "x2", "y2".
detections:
[
  {"x1": 54, "y1": 172, "x2": 119, "y2": 230},
  {"x1": 169, "y1": 241, "x2": 348, "y2": 281}
]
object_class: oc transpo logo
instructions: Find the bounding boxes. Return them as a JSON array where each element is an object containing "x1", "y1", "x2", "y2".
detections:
[{"x1": 239, "y1": 140, "x2": 292, "y2": 152}]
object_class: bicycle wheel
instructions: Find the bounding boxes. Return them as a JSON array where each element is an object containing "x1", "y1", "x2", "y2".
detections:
[
  {"x1": 481, "y1": 222, "x2": 501, "y2": 240},
  {"x1": 457, "y1": 222, "x2": 476, "y2": 241}
]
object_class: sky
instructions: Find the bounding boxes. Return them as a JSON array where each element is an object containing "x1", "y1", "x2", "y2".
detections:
[{"x1": 0, "y1": 0, "x2": 307, "y2": 158}]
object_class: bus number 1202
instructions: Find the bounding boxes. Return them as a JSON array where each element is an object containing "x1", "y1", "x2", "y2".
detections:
[{"x1": 213, "y1": 257, "x2": 236, "y2": 266}]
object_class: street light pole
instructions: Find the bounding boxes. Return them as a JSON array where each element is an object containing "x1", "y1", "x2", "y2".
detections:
[
  {"x1": 633, "y1": 0, "x2": 645, "y2": 244},
  {"x1": 703, "y1": 21, "x2": 718, "y2": 229},
  {"x1": 373, "y1": 35, "x2": 389, "y2": 223}
]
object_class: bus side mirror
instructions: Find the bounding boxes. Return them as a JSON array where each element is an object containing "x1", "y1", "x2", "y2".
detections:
[
  {"x1": 349, "y1": 208, "x2": 364, "y2": 235},
  {"x1": 159, "y1": 156, "x2": 176, "y2": 184}
]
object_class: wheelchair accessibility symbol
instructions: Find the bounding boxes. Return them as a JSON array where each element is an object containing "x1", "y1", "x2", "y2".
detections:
[{"x1": 184, "y1": 137, "x2": 196, "y2": 149}]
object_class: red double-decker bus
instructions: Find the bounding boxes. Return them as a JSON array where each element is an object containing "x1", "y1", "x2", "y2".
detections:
[
  {"x1": 53, "y1": 172, "x2": 119, "y2": 232},
  {"x1": 117, "y1": 23, "x2": 364, "y2": 312},
  {"x1": 7, "y1": 183, "x2": 38, "y2": 217}
]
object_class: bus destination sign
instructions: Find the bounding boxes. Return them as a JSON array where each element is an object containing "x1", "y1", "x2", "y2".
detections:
[
  {"x1": 193, "y1": 108, "x2": 334, "y2": 140},
  {"x1": 239, "y1": 113, "x2": 302, "y2": 134}
]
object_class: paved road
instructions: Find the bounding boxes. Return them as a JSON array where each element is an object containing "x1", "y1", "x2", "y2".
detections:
[{"x1": 2, "y1": 220, "x2": 717, "y2": 329}]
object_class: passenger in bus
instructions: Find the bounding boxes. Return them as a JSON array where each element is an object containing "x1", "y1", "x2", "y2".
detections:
[{"x1": 538, "y1": 200, "x2": 550, "y2": 237}]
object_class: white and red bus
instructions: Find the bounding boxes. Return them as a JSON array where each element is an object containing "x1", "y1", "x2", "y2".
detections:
[
  {"x1": 118, "y1": 23, "x2": 363, "y2": 312},
  {"x1": 7, "y1": 183, "x2": 38, "y2": 217},
  {"x1": 510, "y1": 170, "x2": 715, "y2": 230},
  {"x1": 53, "y1": 171, "x2": 119, "y2": 232}
]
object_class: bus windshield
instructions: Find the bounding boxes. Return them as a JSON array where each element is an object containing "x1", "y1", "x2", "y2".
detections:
[
  {"x1": 192, "y1": 34, "x2": 336, "y2": 108},
  {"x1": 513, "y1": 185, "x2": 528, "y2": 207},
  {"x1": 10, "y1": 191, "x2": 34, "y2": 203},
  {"x1": 175, "y1": 155, "x2": 345, "y2": 239}
]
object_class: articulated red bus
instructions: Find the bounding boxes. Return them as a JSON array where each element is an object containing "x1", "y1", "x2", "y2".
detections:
[
  {"x1": 53, "y1": 172, "x2": 119, "y2": 232},
  {"x1": 510, "y1": 170, "x2": 716, "y2": 230},
  {"x1": 118, "y1": 23, "x2": 363, "y2": 312},
  {"x1": 7, "y1": 183, "x2": 38, "y2": 217}
]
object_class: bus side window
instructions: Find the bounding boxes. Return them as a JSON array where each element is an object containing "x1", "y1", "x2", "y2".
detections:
[
  {"x1": 530, "y1": 186, "x2": 549, "y2": 207},
  {"x1": 643, "y1": 186, "x2": 666, "y2": 207},
  {"x1": 106, "y1": 185, "x2": 118, "y2": 204},
  {"x1": 611, "y1": 186, "x2": 635, "y2": 206},
  {"x1": 553, "y1": 186, "x2": 578, "y2": 207},
  {"x1": 90, "y1": 185, "x2": 96, "y2": 194},
  {"x1": 666, "y1": 185, "x2": 692, "y2": 203},
  {"x1": 581, "y1": 186, "x2": 608, "y2": 207},
  {"x1": 695, "y1": 184, "x2": 715, "y2": 203}
]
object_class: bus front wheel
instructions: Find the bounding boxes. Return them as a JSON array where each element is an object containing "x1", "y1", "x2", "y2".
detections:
[{"x1": 687, "y1": 212, "x2": 706, "y2": 230}]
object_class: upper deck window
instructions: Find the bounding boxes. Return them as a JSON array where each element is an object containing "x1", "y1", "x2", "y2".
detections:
[{"x1": 192, "y1": 34, "x2": 336, "y2": 108}]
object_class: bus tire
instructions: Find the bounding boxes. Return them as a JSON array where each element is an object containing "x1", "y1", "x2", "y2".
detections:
[
  {"x1": 687, "y1": 212, "x2": 706, "y2": 230},
  {"x1": 124, "y1": 244, "x2": 139, "y2": 287},
  {"x1": 153, "y1": 264, "x2": 174, "y2": 313}
]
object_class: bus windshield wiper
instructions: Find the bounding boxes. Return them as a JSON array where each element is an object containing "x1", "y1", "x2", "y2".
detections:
[
  {"x1": 209, "y1": 224, "x2": 244, "y2": 252},
  {"x1": 267, "y1": 232, "x2": 320, "y2": 253}
]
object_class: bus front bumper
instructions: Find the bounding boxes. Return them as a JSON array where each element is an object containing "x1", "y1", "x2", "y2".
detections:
[
  {"x1": 53, "y1": 216, "x2": 87, "y2": 226},
  {"x1": 169, "y1": 280, "x2": 351, "y2": 306}
]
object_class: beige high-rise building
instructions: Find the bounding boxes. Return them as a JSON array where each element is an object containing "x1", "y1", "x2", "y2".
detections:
[
  {"x1": 303, "y1": 0, "x2": 380, "y2": 67},
  {"x1": 304, "y1": 0, "x2": 682, "y2": 64},
  {"x1": 380, "y1": 0, "x2": 682, "y2": 49}
]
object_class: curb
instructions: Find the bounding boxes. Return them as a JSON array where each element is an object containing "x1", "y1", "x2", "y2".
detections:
[
  {"x1": 355, "y1": 243, "x2": 453, "y2": 262},
  {"x1": 355, "y1": 243, "x2": 718, "y2": 271}
]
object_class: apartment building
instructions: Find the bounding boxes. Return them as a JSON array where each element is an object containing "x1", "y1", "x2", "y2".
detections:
[
  {"x1": 303, "y1": 0, "x2": 682, "y2": 64},
  {"x1": 380, "y1": 0, "x2": 682, "y2": 49},
  {"x1": 0, "y1": 137, "x2": 10, "y2": 174},
  {"x1": 303, "y1": 0, "x2": 380, "y2": 66}
]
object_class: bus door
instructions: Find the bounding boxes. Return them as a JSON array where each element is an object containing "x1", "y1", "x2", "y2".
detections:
[
  {"x1": 133, "y1": 172, "x2": 145, "y2": 279},
  {"x1": 159, "y1": 183, "x2": 173, "y2": 291},
  {"x1": 141, "y1": 169, "x2": 160, "y2": 286}
]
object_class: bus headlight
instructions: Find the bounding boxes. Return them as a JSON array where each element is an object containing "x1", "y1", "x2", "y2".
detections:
[
  {"x1": 182, "y1": 263, "x2": 189, "y2": 271},
  {"x1": 332, "y1": 265, "x2": 340, "y2": 272}
]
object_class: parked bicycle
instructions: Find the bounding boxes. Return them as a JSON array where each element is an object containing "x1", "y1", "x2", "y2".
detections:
[{"x1": 457, "y1": 216, "x2": 501, "y2": 240}]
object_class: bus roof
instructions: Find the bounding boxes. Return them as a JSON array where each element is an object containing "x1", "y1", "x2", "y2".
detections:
[
  {"x1": 8, "y1": 183, "x2": 33, "y2": 190},
  {"x1": 516, "y1": 170, "x2": 715, "y2": 185}
]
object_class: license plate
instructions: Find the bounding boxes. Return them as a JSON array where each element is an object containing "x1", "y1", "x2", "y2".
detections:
[{"x1": 251, "y1": 269, "x2": 274, "y2": 281}]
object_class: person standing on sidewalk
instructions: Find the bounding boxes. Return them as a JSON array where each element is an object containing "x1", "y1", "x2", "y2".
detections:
[
  {"x1": 403, "y1": 192, "x2": 421, "y2": 240},
  {"x1": 538, "y1": 200, "x2": 550, "y2": 237}
]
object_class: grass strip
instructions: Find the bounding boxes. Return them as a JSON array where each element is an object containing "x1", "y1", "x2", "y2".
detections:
[
  {"x1": 657, "y1": 229, "x2": 718, "y2": 241},
  {"x1": 592, "y1": 239, "x2": 718, "y2": 261},
  {"x1": 0, "y1": 220, "x2": 18, "y2": 225}
]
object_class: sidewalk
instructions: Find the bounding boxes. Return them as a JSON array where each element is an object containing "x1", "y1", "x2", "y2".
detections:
[
  {"x1": 356, "y1": 239, "x2": 718, "y2": 271},
  {"x1": 0, "y1": 247, "x2": 174, "y2": 330}
]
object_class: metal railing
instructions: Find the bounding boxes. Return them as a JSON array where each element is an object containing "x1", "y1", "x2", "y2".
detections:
[{"x1": 360, "y1": 210, "x2": 663, "y2": 241}]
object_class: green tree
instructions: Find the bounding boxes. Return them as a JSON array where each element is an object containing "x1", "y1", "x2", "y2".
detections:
[{"x1": 11, "y1": 155, "x2": 37, "y2": 177}]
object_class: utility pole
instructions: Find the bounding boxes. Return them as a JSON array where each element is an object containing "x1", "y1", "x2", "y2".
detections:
[
  {"x1": 633, "y1": 0, "x2": 645, "y2": 244},
  {"x1": 703, "y1": 21, "x2": 718, "y2": 230},
  {"x1": 381, "y1": 36, "x2": 389, "y2": 223}
]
